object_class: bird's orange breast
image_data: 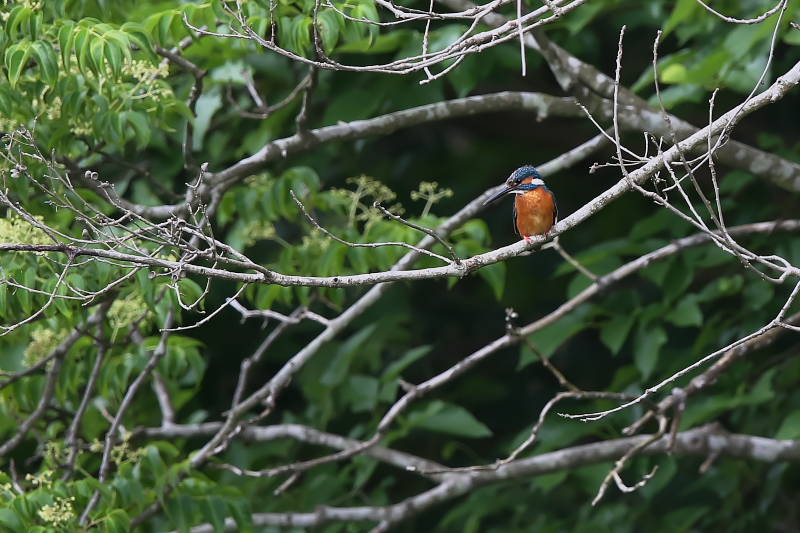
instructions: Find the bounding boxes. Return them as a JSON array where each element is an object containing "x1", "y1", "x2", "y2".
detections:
[{"x1": 515, "y1": 188, "x2": 556, "y2": 237}]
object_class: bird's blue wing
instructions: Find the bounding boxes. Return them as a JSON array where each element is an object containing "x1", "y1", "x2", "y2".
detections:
[
  {"x1": 553, "y1": 193, "x2": 559, "y2": 224},
  {"x1": 512, "y1": 203, "x2": 520, "y2": 235}
]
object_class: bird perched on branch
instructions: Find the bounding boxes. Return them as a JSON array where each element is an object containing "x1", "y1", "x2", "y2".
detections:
[{"x1": 483, "y1": 165, "x2": 558, "y2": 243}]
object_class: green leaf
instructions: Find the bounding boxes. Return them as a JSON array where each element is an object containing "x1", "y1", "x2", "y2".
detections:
[
  {"x1": 477, "y1": 262, "x2": 505, "y2": 300},
  {"x1": 321, "y1": 87, "x2": 382, "y2": 126},
  {"x1": 104, "y1": 30, "x2": 133, "y2": 64},
  {"x1": 650, "y1": 83, "x2": 704, "y2": 108},
  {"x1": 448, "y1": 54, "x2": 481, "y2": 97},
  {"x1": 5, "y1": 42, "x2": 32, "y2": 88},
  {"x1": 638, "y1": 457, "x2": 678, "y2": 501},
  {"x1": 294, "y1": 16, "x2": 314, "y2": 54},
  {"x1": 684, "y1": 50, "x2": 726, "y2": 86},
  {"x1": 563, "y1": 0, "x2": 604, "y2": 35},
  {"x1": 718, "y1": 170, "x2": 755, "y2": 195},
  {"x1": 18, "y1": 266, "x2": 36, "y2": 314},
  {"x1": 600, "y1": 313, "x2": 636, "y2": 355},
  {"x1": 345, "y1": 374, "x2": 379, "y2": 412},
  {"x1": 639, "y1": 257, "x2": 673, "y2": 286},
  {"x1": 785, "y1": 25, "x2": 800, "y2": 45},
  {"x1": 151, "y1": 440, "x2": 182, "y2": 459},
  {"x1": 662, "y1": 0, "x2": 701, "y2": 38},
  {"x1": 111, "y1": 111, "x2": 126, "y2": 143},
  {"x1": 0, "y1": 509, "x2": 24, "y2": 532},
  {"x1": 104, "y1": 38, "x2": 124, "y2": 79},
  {"x1": 381, "y1": 345, "x2": 432, "y2": 382},
  {"x1": 156, "y1": 11, "x2": 176, "y2": 46},
  {"x1": 0, "y1": 85, "x2": 13, "y2": 117},
  {"x1": 743, "y1": 282, "x2": 773, "y2": 311},
  {"x1": 662, "y1": 257, "x2": 693, "y2": 302},
  {"x1": 83, "y1": 477, "x2": 114, "y2": 502},
  {"x1": 227, "y1": 499, "x2": 253, "y2": 533},
  {"x1": 145, "y1": 445, "x2": 166, "y2": 477},
  {"x1": 534, "y1": 471, "x2": 568, "y2": 493},
  {"x1": 53, "y1": 283, "x2": 72, "y2": 318},
  {"x1": 690, "y1": 245, "x2": 730, "y2": 268},
  {"x1": 178, "y1": 278, "x2": 204, "y2": 308},
  {"x1": 629, "y1": 209, "x2": 678, "y2": 240},
  {"x1": 192, "y1": 90, "x2": 223, "y2": 151},
  {"x1": 170, "y1": 10, "x2": 190, "y2": 43},
  {"x1": 125, "y1": 111, "x2": 152, "y2": 148},
  {"x1": 286, "y1": 166, "x2": 321, "y2": 195},
  {"x1": 634, "y1": 325, "x2": 667, "y2": 380},
  {"x1": 121, "y1": 22, "x2": 157, "y2": 57},
  {"x1": 520, "y1": 305, "x2": 592, "y2": 369},
  {"x1": 9, "y1": 493, "x2": 33, "y2": 522},
  {"x1": 27, "y1": 9, "x2": 42, "y2": 39},
  {"x1": 664, "y1": 296, "x2": 703, "y2": 327},
  {"x1": 112, "y1": 477, "x2": 133, "y2": 507},
  {"x1": 355, "y1": 0, "x2": 379, "y2": 23},
  {"x1": 320, "y1": 324, "x2": 378, "y2": 386},
  {"x1": 5, "y1": 6, "x2": 33, "y2": 39},
  {"x1": 200, "y1": 4, "x2": 219, "y2": 31},
  {"x1": 696, "y1": 275, "x2": 743, "y2": 302},
  {"x1": 58, "y1": 22, "x2": 76, "y2": 72},
  {"x1": 411, "y1": 401, "x2": 492, "y2": 438},
  {"x1": 334, "y1": 30, "x2": 411, "y2": 54},
  {"x1": 30, "y1": 41, "x2": 58, "y2": 86},
  {"x1": 165, "y1": 493, "x2": 194, "y2": 533},
  {"x1": 0, "y1": 283, "x2": 7, "y2": 318},
  {"x1": 198, "y1": 496, "x2": 227, "y2": 533},
  {"x1": 89, "y1": 36, "x2": 106, "y2": 75},
  {"x1": 317, "y1": 10, "x2": 340, "y2": 53},
  {"x1": 351, "y1": 455, "x2": 378, "y2": 492},
  {"x1": 163, "y1": 99, "x2": 195, "y2": 122},
  {"x1": 517, "y1": 342, "x2": 540, "y2": 369},
  {"x1": 566, "y1": 254, "x2": 624, "y2": 298},
  {"x1": 104, "y1": 509, "x2": 131, "y2": 533},
  {"x1": 723, "y1": 24, "x2": 770, "y2": 61},
  {"x1": 74, "y1": 26, "x2": 92, "y2": 76},
  {"x1": 750, "y1": 367, "x2": 777, "y2": 404},
  {"x1": 776, "y1": 409, "x2": 800, "y2": 440},
  {"x1": 683, "y1": 368, "x2": 778, "y2": 427}
]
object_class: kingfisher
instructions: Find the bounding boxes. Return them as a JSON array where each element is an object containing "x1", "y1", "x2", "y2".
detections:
[{"x1": 483, "y1": 165, "x2": 558, "y2": 243}]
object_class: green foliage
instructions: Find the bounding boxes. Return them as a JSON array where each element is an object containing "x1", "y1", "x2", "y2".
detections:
[
  {"x1": 0, "y1": 7, "x2": 189, "y2": 155},
  {"x1": 647, "y1": 0, "x2": 792, "y2": 104},
  {"x1": 225, "y1": 169, "x2": 497, "y2": 308},
  {"x1": 404, "y1": 400, "x2": 493, "y2": 438}
]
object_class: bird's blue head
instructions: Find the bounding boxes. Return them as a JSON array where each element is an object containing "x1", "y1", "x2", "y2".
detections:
[
  {"x1": 483, "y1": 165, "x2": 546, "y2": 205},
  {"x1": 512, "y1": 165, "x2": 541, "y2": 182}
]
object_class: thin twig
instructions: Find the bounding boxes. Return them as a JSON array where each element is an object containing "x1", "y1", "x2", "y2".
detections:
[
  {"x1": 373, "y1": 202, "x2": 461, "y2": 264},
  {"x1": 592, "y1": 414, "x2": 667, "y2": 505},
  {"x1": 80, "y1": 306, "x2": 176, "y2": 524},
  {"x1": 290, "y1": 191, "x2": 454, "y2": 264}
]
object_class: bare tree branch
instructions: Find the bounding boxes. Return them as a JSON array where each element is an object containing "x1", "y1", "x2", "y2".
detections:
[{"x1": 164, "y1": 424, "x2": 800, "y2": 533}]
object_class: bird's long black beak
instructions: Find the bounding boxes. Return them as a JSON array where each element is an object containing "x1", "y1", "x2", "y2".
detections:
[{"x1": 483, "y1": 186, "x2": 515, "y2": 205}]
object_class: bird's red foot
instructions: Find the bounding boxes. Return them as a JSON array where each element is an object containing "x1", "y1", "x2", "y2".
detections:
[{"x1": 523, "y1": 235, "x2": 533, "y2": 244}]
